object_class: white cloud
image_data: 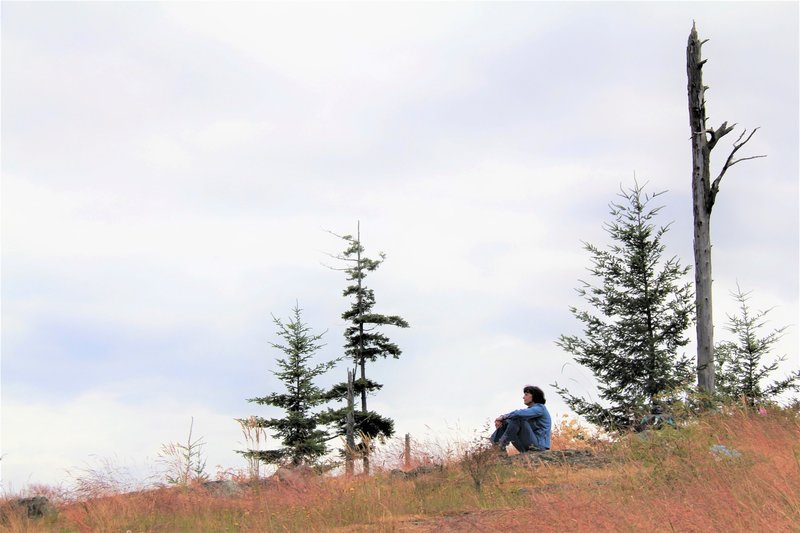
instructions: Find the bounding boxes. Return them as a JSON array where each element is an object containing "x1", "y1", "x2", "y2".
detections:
[
  {"x1": 0, "y1": 382, "x2": 246, "y2": 491},
  {"x1": 2, "y1": 2, "x2": 797, "y2": 492}
]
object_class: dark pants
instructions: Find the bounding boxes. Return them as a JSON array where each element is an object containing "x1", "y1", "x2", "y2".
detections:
[{"x1": 490, "y1": 418, "x2": 537, "y2": 452}]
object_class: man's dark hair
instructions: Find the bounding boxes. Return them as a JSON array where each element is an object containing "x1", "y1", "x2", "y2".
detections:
[{"x1": 523, "y1": 385, "x2": 546, "y2": 404}]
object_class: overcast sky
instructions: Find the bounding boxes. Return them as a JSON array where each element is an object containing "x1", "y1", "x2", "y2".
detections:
[{"x1": 2, "y1": 2, "x2": 798, "y2": 491}]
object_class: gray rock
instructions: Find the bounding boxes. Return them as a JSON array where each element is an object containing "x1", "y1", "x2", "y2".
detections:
[
  {"x1": 202, "y1": 480, "x2": 243, "y2": 497},
  {"x1": 388, "y1": 464, "x2": 444, "y2": 479},
  {"x1": 709, "y1": 444, "x2": 741, "y2": 460},
  {"x1": 9, "y1": 496, "x2": 51, "y2": 518}
]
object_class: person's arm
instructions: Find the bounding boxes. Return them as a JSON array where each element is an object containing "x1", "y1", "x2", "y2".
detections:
[{"x1": 504, "y1": 404, "x2": 545, "y2": 420}]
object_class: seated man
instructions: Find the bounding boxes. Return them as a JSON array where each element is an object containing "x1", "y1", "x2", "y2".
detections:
[{"x1": 491, "y1": 385, "x2": 552, "y2": 452}]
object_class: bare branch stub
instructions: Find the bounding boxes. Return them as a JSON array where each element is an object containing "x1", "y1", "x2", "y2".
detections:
[
  {"x1": 707, "y1": 127, "x2": 766, "y2": 212},
  {"x1": 707, "y1": 121, "x2": 735, "y2": 151}
]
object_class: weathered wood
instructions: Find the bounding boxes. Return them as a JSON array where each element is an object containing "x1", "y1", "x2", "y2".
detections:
[
  {"x1": 686, "y1": 24, "x2": 763, "y2": 394},
  {"x1": 404, "y1": 433, "x2": 411, "y2": 470},
  {"x1": 687, "y1": 23, "x2": 715, "y2": 393},
  {"x1": 345, "y1": 369, "x2": 356, "y2": 476}
]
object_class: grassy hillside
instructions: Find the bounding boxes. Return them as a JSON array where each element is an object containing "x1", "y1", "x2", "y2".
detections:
[{"x1": 2, "y1": 406, "x2": 798, "y2": 532}]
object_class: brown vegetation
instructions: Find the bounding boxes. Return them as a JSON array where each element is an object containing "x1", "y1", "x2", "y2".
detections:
[{"x1": 2, "y1": 407, "x2": 798, "y2": 532}]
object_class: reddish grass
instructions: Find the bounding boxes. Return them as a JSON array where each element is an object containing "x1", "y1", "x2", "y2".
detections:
[
  {"x1": 3, "y1": 407, "x2": 797, "y2": 532},
  {"x1": 470, "y1": 406, "x2": 800, "y2": 532}
]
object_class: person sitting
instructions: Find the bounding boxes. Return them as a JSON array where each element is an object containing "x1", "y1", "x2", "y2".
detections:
[{"x1": 491, "y1": 385, "x2": 552, "y2": 452}]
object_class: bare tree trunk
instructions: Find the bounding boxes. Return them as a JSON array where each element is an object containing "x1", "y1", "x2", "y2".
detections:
[
  {"x1": 404, "y1": 433, "x2": 411, "y2": 470},
  {"x1": 345, "y1": 369, "x2": 356, "y2": 476},
  {"x1": 686, "y1": 23, "x2": 764, "y2": 395},
  {"x1": 687, "y1": 24, "x2": 715, "y2": 393}
]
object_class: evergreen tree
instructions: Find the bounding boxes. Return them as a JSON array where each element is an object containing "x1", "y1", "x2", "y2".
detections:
[
  {"x1": 238, "y1": 304, "x2": 336, "y2": 467},
  {"x1": 555, "y1": 182, "x2": 695, "y2": 431},
  {"x1": 324, "y1": 223, "x2": 409, "y2": 474},
  {"x1": 715, "y1": 285, "x2": 800, "y2": 407}
]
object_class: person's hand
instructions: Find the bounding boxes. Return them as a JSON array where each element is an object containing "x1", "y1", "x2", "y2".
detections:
[{"x1": 494, "y1": 417, "x2": 503, "y2": 429}]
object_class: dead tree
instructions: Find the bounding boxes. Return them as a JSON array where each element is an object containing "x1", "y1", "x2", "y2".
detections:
[
  {"x1": 345, "y1": 369, "x2": 356, "y2": 475},
  {"x1": 686, "y1": 23, "x2": 764, "y2": 394},
  {"x1": 404, "y1": 433, "x2": 411, "y2": 470}
]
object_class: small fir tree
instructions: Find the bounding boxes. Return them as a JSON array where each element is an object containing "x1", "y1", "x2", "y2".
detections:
[
  {"x1": 715, "y1": 285, "x2": 800, "y2": 407},
  {"x1": 158, "y1": 417, "x2": 208, "y2": 485},
  {"x1": 238, "y1": 304, "x2": 336, "y2": 467},
  {"x1": 555, "y1": 182, "x2": 695, "y2": 431},
  {"x1": 324, "y1": 223, "x2": 409, "y2": 474}
]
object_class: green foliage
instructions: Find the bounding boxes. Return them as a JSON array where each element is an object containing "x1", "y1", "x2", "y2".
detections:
[
  {"x1": 555, "y1": 182, "x2": 695, "y2": 431},
  {"x1": 714, "y1": 285, "x2": 800, "y2": 407},
  {"x1": 337, "y1": 232, "x2": 409, "y2": 367},
  {"x1": 238, "y1": 304, "x2": 337, "y2": 467},
  {"x1": 324, "y1": 408, "x2": 395, "y2": 443},
  {"x1": 325, "y1": 225, "x2": 409, "y2": 462}
]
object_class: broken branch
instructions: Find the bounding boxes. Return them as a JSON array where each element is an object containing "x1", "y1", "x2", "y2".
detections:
[{"x1": 706, "y1": 127, "x2": 765, "y2": 212}]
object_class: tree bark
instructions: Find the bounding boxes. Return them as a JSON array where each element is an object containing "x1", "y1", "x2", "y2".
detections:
[
  {"x1": 687, "y1": 24, "x2": 763, "y2": 395},
  {"x1": 345, "y1": 369, "x2": 356, "y2": 476},
  {"x1": 404, "y1": 433, "x2": 411, "y2": 470},
  {"x1": 687, "y1": 23, "x2": 716, "y2": 394}
]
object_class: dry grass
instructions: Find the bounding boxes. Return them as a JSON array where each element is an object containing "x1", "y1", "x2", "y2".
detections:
[{"x1": 2, "y1": 407, "x2": 798, "y2": 532}]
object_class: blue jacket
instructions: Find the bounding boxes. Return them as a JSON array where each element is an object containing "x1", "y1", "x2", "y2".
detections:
[{"x1": 504, "y1": 403, "x2": 552, "y2": 450}]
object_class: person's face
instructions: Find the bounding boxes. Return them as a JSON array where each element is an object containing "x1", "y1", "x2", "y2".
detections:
[{"x1": 523, "y1": 391, "x2": 533, "y2": 406}]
